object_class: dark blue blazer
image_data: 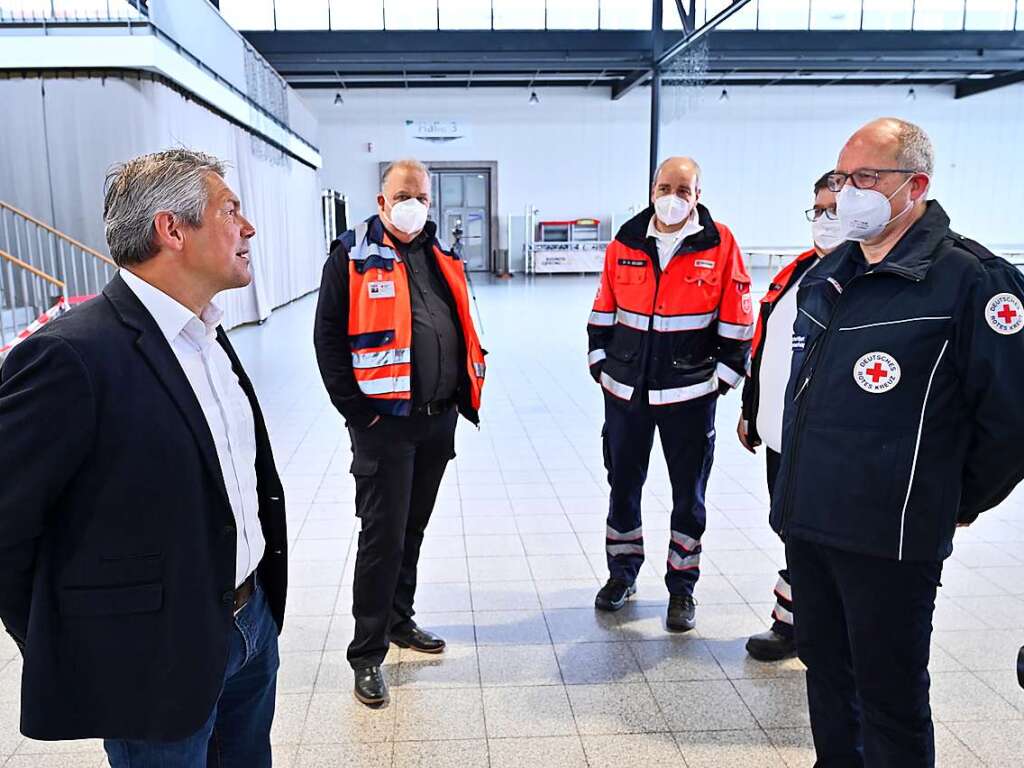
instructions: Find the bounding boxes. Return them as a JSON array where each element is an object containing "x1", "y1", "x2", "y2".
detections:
[{"x1": 0, "y1": 274, "x2": 287, "y2": 741}]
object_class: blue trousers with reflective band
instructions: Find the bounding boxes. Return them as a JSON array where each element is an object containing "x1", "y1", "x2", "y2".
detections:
[
  {"x1": 104, "y1": 582, "x2": 279, "y2": 768},
  {"x1": 787, "y1": 536, "x2": 940, "y2": 768},
  {"x1": 602, "y1": 392, "x2": 716, "y2": 596},
  {"x1": 766, "y1": 448, "x2": 794, "y2": 640}
]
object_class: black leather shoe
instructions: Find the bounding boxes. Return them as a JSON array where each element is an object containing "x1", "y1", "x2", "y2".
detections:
[
  {"x1": 390, "y1": 624, "x2": 446, "y2": 654},
  {"x1": 666, "y1": 594, "x2": 697, "y2": 632},
  {"x1": 746, "y1": 629, "x2": 797, "y2": 662},
  {"x1": 595, "y1": 578, "x2": 636, "y2": 612},
  {"x1": 353, "y1": 666, "x2": 389, "y2": 707}
]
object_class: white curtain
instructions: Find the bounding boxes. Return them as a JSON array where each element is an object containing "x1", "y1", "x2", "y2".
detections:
[{"x1": 0, "y1": 74, "x2": 323, "y2": 329}]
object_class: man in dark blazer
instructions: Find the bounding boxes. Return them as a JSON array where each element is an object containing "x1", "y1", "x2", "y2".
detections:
[{"x1": 0, "y1": 149, "x2": 287, "y2": 767}]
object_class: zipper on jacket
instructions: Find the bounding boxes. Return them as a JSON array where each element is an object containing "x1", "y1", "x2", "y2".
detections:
[
  {"x1": 635, "y1": 241, "x2": 663, "y2": 396},
  {"x1": 779, "y1": 272, "x2": 869, "y2": 536}
]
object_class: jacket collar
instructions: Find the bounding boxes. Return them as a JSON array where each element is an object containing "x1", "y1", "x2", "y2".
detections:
[
  {"x1": 856, "y1": 200, "x2": 951, "y2": 281},
  {"x1": 615, "y1": 203, "x2": 721, "y2": 254}
]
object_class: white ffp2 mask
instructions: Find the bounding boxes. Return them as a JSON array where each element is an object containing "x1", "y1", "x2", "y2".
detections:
[
  {"x1": 836, "y1": 176, "x2": 919, "y2": 242},
  {"x1": 812, "y1": 215, "x2": 845, "y2": 253},
  {"x1": 388, "y1": 198, "x2": 429, "y2": 235},
  {"x1": 654, "y1": 195, "x2": 692, "y2": 227}
]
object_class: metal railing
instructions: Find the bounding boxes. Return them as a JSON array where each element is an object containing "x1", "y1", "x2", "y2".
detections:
[
  {"x1": 0, "y1": 1, "x2": 147, "y2": 22},
  {"x1": 0, "y1": 247, "x2": 65, "y2": 350},
  {"x1": 0, "y1": 201, "x2": 116, "y2": 299}
]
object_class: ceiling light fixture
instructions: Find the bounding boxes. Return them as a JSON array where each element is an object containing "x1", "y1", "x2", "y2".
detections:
[
  {"x1": 529, "y1": 90, "x2": 540, "y2": 105},
  {"x1": 334, "y1": 91, "x2": 344, "y2": 105},
  {"x1": 719, "y1": 88, "x2": 729, "y2": 102}
]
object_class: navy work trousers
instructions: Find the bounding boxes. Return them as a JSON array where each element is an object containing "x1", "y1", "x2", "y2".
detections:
[
  {"x1": 602, "y1": 392, "x2": 716, "y2": 596},
  {"x1": 787, "y1": 535, "x2": 941, "y2": 768}
]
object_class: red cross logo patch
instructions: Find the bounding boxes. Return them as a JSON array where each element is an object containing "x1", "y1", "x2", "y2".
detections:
[
  {"x1": 853, "y1": 351, "x2": 901, "y2": 394},
  {"x1": 985, "y1": 293, "x2": 1024, "y2": 335}
]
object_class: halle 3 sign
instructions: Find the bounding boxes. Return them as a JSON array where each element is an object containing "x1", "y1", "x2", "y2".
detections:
[{"x1": 405, "y1": 120, "x2": 470, "y2": 144}]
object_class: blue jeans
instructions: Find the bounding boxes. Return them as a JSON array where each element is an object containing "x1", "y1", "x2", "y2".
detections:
[{"x1": 104, "y1": 583, "x2": 280, "y2": 768}]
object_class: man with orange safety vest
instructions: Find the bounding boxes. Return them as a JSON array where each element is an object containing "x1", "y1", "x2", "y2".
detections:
[
  {"x1": 314, "y1": 159, "x2": 486, "y2": 707},
  {"x1": 738, "y1": 171, "x2": 841, "y2": 661},
  {"x1": 588, "y1": 156, "x2": 754, "y2": 631}
]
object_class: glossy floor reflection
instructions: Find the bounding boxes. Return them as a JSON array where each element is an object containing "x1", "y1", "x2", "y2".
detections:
[{"x1": 2, "y1": 272, "x2": 1023, "y2": 767}]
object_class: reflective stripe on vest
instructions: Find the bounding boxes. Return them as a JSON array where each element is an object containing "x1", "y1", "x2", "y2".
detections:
[
  {"x1": 352, "y1": 348, "x2": 412, "y2": 369},
  {"x1": 346, "y1": 220, "x2": 486, "y2": 416},
  {"x1": 357, "y1": 375, "x2": 412, "y2": 396}
]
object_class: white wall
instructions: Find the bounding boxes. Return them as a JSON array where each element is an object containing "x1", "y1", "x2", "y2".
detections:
[
  {"x1": 305, "y1": 83, "x2": 1024, "y2": 256},
  {"x1": 0, "y1": 74, "x2": 324, "y2": 329}
]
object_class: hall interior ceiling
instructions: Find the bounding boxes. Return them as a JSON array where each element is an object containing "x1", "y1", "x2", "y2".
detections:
[{"x1": 226, "y1": 0, "x2": 1024, "y2": 98}]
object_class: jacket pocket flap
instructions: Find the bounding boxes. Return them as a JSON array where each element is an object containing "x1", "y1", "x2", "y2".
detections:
[{"x1": 60, "y1": 583, "x2": 163, "y2": 617}]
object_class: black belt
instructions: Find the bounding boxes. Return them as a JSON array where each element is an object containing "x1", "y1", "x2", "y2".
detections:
[
  {"x1": 415, "y1": 398, "x2": 455, "y2": 416},
  {"x1": 234, "y1": 573, "x2": 255, "y2": 614}
]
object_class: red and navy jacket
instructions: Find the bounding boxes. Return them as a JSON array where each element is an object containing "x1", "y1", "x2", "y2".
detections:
[
  {"x1": 587, "y1": 204, "x2": 754, "y2": 406},
  {"x1": 740, "y1": 248, "x2": 820, "y2": 446},
  {"x1": 771, "y1": 202, "x2": 1024, "y2": 561}
]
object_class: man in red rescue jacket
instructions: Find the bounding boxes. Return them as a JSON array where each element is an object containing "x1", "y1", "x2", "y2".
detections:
[
  {"x1": 587, "y1": 156, "x2": 754, "y2": 631},
  {"x1": 314, "y1": 159, "x2": 486, "y2": 707},
  {"x1": 738, "y1": 171, "x2": 841, "y2": 661}
]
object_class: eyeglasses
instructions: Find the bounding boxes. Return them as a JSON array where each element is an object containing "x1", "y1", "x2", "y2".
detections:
[
  {"x1": 805, "y1": 207, "x2": 838, "y2": 223},
  {"x1": 826, "y1": 169, "x2": 918, "y2": 193}
]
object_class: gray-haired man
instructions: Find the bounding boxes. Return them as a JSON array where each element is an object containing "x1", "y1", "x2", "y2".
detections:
[{"x1": 0, "y1": 149, "x2": 287, "y2": 767}]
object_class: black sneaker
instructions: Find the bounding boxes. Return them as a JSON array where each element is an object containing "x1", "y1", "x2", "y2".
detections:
[
  {"x1": 746, "y1": 629, "x2": 796, "y2": 662},
  {"x1": 666, "y1": 594, "x2": 697, "y2": 632},
  {"x1": 595, "y1": 578, "x2": 636, "y2": 612}
]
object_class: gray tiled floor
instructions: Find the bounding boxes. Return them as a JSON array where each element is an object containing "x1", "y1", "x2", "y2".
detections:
[{"x1": 2, "y1": 273, "x2": 1024, "y2": 766}]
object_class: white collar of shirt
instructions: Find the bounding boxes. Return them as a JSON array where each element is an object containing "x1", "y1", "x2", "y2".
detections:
[
  {"x1": 119, "y1": 268, "x2": 224, "y2": 350},
  {"x1": 647, "y1": 209, "x2": 702, "y2": 246}
]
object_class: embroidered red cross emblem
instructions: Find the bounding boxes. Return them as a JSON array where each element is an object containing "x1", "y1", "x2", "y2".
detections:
[
  {"x1": 998, "y1": 303, "x2": 1018, "y2": 325},
  {"x1": 866, "y1": 363, "x2": 889, "y2": 384}
]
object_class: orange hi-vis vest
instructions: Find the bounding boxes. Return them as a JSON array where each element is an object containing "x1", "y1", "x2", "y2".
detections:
[
  {"x1": 345, "y1": 218, "x2": 486, "y2": 419},
  {"x1": 587, "y1": 205, "x2": 754, "y2": 406}
]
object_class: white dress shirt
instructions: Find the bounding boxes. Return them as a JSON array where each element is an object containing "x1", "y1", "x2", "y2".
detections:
[
  {"x1": 755, "y1": 262, "x2": 819, "y2": 453},
  {"x1": 120, "y1": 269, "x2": 264, "y2": 587},
  {"x1": 647, "y1": 210, "x2": 703, "y2": 272}
]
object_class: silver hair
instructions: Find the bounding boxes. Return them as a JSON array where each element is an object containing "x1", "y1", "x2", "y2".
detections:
[
  {"x1": 653, "y1": 156, "x2": 702, "y2": 189},
  {"x1": 381, "y1": 158, "x2": 431, "y2": 189},
  {"x1": 103, "y1": 149, "x2": 226, "y2": 267},
  {"x1": 892, "y1": 119, "x2": 935, "y2": 177}
]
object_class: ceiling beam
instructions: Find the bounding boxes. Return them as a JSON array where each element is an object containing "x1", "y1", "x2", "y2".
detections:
[
  {"x1": 955, "y1": 69, "x2": 1024, "y2": 98},
  {"x1": 657, "y1": 0, "x2": 752, "y2": 70},
  {"x1": 674, "y1": 0, "x2": 697, "y2": 35},
  {"x1": 611, "y1": 0, "x2": 752, "y2": 100}
]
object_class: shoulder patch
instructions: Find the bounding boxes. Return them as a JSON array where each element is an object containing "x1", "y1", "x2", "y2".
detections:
[{"x1": 985, "y1": 293, "x2": 1024, "y2": 335}]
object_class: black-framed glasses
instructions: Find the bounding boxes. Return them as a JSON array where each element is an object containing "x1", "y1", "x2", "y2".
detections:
[
  {"x1": 805, "y1": 207, "x2": 838, "y2": 223},
  {"x1": 826, "y1": 169, "x2": 918, "y2": 193}
]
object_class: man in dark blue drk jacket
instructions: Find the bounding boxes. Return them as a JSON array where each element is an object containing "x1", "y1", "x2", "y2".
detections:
[
  {"x1": 771, "y1": 118, "x2": 1024, "y2": 767},
  {"x1": 0, "y1": 150, "x2": 287, "y2": 767}
]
